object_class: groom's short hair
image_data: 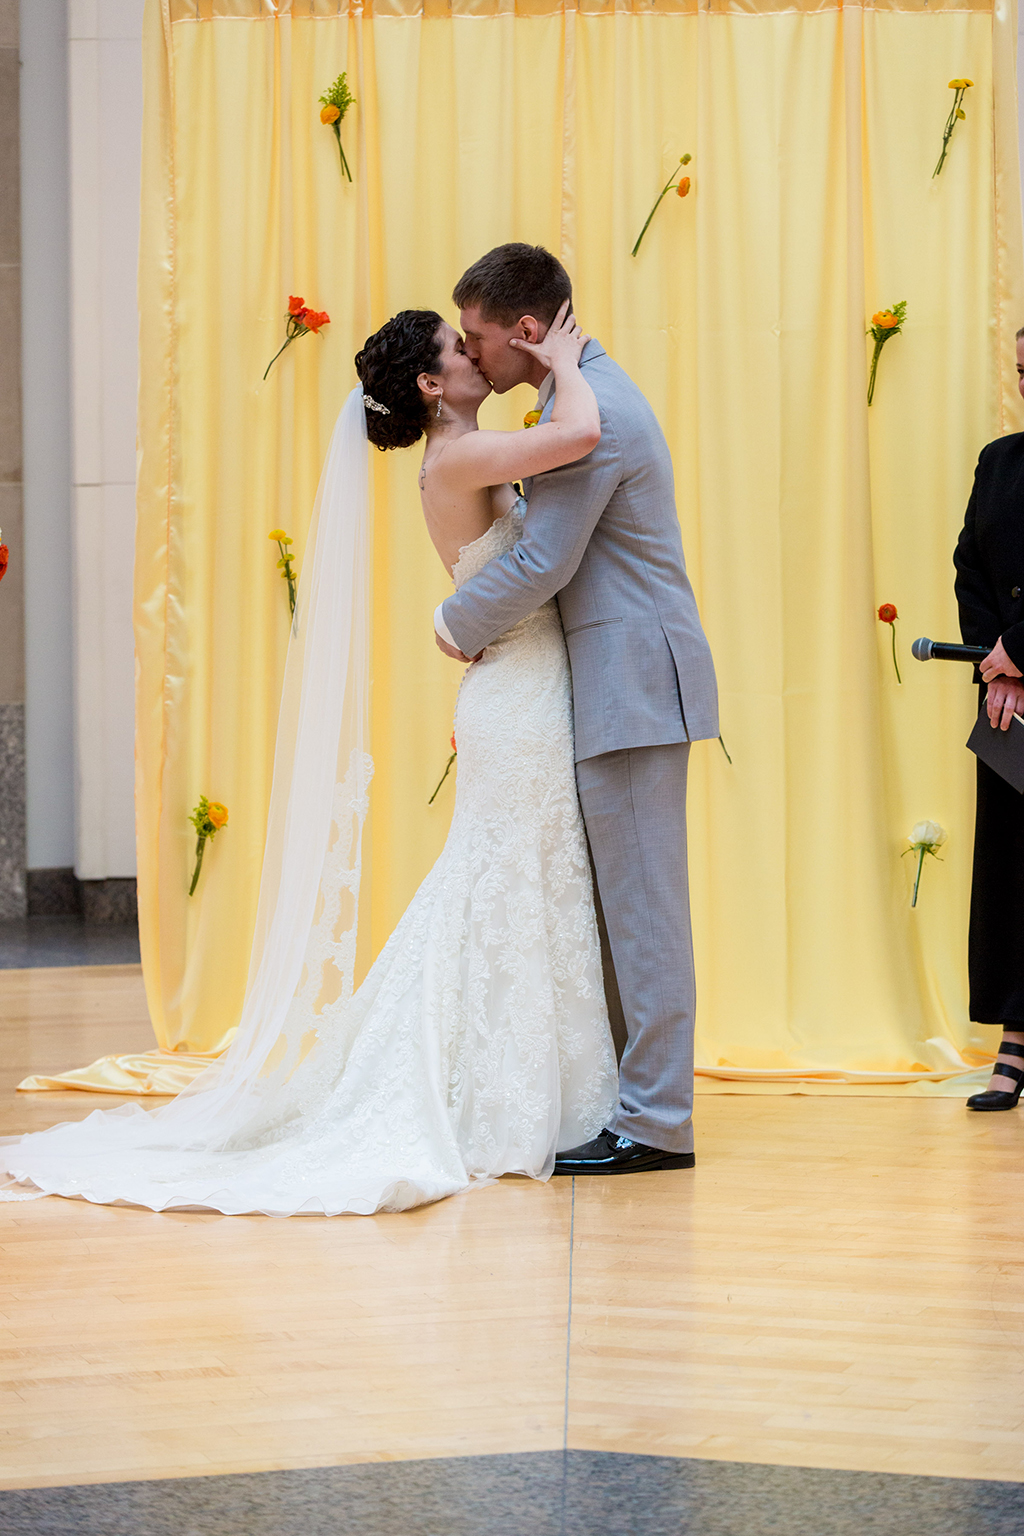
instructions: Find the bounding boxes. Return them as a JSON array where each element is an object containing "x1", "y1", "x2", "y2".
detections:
[{"x1": 453, "y1": 244, "x2": 572, "y2": 327}]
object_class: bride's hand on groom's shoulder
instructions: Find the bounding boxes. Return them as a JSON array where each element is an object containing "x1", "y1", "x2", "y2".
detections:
[{"x1": 510, "y1": 299, "x2": 590, "y2": 373}]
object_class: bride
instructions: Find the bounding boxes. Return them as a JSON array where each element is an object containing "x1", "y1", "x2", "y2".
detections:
[{"x1": 0, "y1": 303, "x2": 617, "y2": 1217}]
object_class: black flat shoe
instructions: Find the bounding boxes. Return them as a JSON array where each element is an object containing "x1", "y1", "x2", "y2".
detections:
[
  {"x1": 967, "y1": 1040, "x2": 1024, "y2": 1111},
  {"x1": 553, "y1": 1128, "x2": 695, "y2": 1176}
]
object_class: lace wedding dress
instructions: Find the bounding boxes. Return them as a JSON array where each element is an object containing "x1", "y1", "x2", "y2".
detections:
[{"x1": 1, "y1": 498, "x2": 617, "y2": 1217}]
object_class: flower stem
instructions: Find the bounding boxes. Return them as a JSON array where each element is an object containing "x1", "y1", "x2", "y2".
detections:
[
  {"x1": 867, "y1": 338, "x2": 882, "y2": 405},
  {"x1": 428, "y1": 751, "x2": 457, "y2": 805},
  {"x1": 189, "y1": 835, "x2": 207, "y2": 897},
  {"x1": 933, "y1": 88, "x2": 965, "y2": 178},
  {"x1": 631, "y1": 171, "x2": 679, "y2": 258},
  {"x1": 334, "y1": 123, "x2": 352, "y2": 182},
  {"x1": 276, "y1": 541, "x2": 297, "y2": 619},
  {"x1": 891, "y1": 624, "x2": 902, "y2": 685},
  {"x1": 263, "y1": 334, "x2": 296, "y2": 381},
  {"x1": 718, "y1": 734, "x2": 733, "y2": 764},
  {"x1": 911, "y1": 845, "x2": 925, "y2": 908}
]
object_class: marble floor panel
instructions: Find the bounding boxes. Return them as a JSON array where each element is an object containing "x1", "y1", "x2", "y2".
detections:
[{"x1": 0, "y1": 1451, "x2": 1022, "y2": 1535}]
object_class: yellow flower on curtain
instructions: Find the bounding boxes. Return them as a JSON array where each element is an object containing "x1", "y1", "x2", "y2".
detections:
[
  {"x1": 866, "y1": 300, "x2": 907, "y2": 405},
  {"x1": 319, "y1": 72, "x2": 355, "y2": 182},
  {"x1": 188, "y1": 796, "x2": 229, "y2": 897},
  {"x1": 269, "y1": 529, "x2": 298, "y2": 620},
  {"x1": 935, "y1": 79, "x2": 973, "y2": 176}
]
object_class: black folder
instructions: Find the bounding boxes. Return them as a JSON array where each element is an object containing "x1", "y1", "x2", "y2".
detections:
[{"x1": 967, "y1": 708, "x2": 1024, "y2": 794}]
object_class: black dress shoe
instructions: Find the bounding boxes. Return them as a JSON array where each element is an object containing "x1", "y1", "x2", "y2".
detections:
[
  {"x1": 553, "y1": 1128, "x2": 695, "y2": 1176},
  {"x1": 967, "y1": 1041, "x2": 1024, "y2": 1111}
]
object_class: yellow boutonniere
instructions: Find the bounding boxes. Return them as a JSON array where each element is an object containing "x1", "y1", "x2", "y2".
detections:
[{"x1": 524, "y1": 409, "x2": 542, "y2": 428}]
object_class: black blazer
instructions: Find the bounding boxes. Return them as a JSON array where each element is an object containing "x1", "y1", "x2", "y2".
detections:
[{"x1": 954, "y1": 432, "x2": 1024, "y2": 671}]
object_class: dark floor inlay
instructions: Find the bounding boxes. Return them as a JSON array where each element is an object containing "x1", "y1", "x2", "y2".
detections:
[
  {"x1": 1, "y1": 1451, "x2": 1021, "y2": 1535},
  {"x1": 0, "y1": 915, "x2": 140, "y2": 969}
]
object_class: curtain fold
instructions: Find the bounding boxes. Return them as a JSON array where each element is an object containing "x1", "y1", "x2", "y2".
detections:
[{"x1": 25, "y1": 0, "x2": 1022, "y2": 1094}]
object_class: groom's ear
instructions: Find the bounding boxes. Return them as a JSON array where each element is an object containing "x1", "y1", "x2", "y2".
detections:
[{"x1": 517, "y1": 315, "x2": 544, "y2": 344}]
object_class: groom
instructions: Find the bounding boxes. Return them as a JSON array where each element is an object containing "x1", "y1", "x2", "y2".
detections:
[{"x1": 435, "y1": 244, "x2": 718, "y2": 1174}]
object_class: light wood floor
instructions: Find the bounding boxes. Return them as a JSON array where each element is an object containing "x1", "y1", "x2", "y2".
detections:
[{"x1": 1, "y1": 966, "x2": 1022, "y2": 1491}]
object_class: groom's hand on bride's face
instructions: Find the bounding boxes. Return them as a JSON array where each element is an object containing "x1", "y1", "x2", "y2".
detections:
[{"x1": 435, "y1": 632, "x2": 481, "y2": 664}]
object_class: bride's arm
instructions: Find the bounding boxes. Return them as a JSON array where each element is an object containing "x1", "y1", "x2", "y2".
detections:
[{"x1": 442, "y1": 304, "x2": 601, "y2": 489}]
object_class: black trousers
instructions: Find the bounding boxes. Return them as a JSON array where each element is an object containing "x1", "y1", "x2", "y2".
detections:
[{"x1": 969, "y1": 754, "x2": 1024, "y2": 1026}]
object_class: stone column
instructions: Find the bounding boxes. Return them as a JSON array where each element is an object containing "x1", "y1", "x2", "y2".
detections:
[{"x1": 0, "y1": 0, "x2": 24, "y2": 920}]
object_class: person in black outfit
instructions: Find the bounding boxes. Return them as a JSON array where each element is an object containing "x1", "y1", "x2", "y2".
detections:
[{"x1": 953, "y1": 327, "x2": 1024, "y2": 1109}]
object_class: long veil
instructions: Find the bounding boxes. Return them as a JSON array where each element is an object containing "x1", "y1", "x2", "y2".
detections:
[{"x1": 1, "y1": 388, "x2": 374, "y2": 1208}]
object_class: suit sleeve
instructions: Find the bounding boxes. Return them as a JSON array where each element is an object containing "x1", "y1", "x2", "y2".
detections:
[
  {"x1": 1001, "y1": 622, "x2": 1024, "y2": 672},
  {"x1": 441, "y1": 412, "x2": 623, "y2": 657},
  {"x1": 953, "y1": 448, "x2": 1001, "y2": 653}
]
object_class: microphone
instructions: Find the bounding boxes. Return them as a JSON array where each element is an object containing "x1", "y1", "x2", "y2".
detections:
[{"x1": 912, "y1": 637, "x2": 991, "y2": 663}]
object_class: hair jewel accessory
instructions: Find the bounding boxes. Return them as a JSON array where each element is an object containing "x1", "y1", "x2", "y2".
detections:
[{"x1": 363, "y1": 393, "x2": 391, "y2": 416}]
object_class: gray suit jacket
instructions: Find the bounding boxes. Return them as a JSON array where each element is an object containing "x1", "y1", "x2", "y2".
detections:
[{"x1": 441, "y1": 340, "x2": 718, "y2": 762}]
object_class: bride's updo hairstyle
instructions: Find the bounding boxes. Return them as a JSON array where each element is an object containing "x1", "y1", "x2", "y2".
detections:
[{"x1": 354, "y1": 310, "x2": 445, "y2": 451}]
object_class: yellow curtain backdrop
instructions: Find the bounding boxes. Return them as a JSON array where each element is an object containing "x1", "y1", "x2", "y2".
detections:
[{"x1": 23, "y1": 0, "x2": 1024, "y2": 1096}]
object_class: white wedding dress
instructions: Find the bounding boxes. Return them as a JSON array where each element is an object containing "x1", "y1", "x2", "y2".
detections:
[{"x1": 1, "y1": 498, "x2": 617, "y2": 1217}]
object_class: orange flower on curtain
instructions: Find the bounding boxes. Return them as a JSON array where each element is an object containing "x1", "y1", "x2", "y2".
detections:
[
  {"x1": 428, "y1": 733, "x2": 457, "y2": 805},
  {"x1": 632, "y1": 153, "x2": 692, "y2": 257},
  {"x1": 877, "y1": 603, "x2": 902, "y2": 683},
  {"x1": 866, "y1": 301, "x2": 906, "y2": 405},
  {"x1": 263, "y1": 297, "x2": 331, "y2": 380}
]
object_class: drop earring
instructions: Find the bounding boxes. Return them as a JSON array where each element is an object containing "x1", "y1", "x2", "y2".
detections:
[{"x1": 436, "y1": 391, "x2": 443, "y2": 420}]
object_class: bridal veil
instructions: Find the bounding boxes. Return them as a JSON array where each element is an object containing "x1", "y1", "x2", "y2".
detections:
[{"x1": 1, "y1": 389, "x2": 375, "y2": 1209}]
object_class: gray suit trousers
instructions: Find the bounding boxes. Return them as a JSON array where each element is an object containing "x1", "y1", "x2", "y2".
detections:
[{"x1": 576, "y1": 742, "x2": 694, "y2": 1155}]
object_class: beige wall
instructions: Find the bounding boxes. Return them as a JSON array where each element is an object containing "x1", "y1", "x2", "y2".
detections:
[
  {"x1": 68, "y1": 0, "x2": 142, "y2": 880},
  {"x1": 0, "y1": 0, "x2": 21, "y2": 708},
  {"x1": 0, "y1": 0, "x2": 24, "y2": 919},
  {"x1": 22, "y1": 0, "x2": 74, "y2": 873}
]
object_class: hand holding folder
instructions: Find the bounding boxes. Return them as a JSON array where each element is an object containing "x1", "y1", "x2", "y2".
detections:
[{"x1": 967, "y1": 709, "x2": 1024, "y2": 794}]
